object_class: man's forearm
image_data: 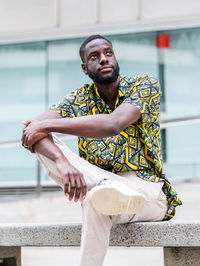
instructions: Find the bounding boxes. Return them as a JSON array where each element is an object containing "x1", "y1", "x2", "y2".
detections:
[
  {"x1": 42, "y1": 103, "x2": 141, "y2": 138},
  {"x1": 44, "y1": 114, "x2": 117, "y2": 138},
  {"x1": 34, "y1": 135, "x2": 65, "y2": 162}
]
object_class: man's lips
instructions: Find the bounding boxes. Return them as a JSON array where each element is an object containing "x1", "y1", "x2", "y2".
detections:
[{"x1": 99, "y1": 66, "x2": 113, "y2": 73}]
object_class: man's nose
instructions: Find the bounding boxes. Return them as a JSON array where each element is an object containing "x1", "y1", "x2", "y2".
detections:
[{"x1": 99, "y1": 53, "x2": 108, "y2": 64}]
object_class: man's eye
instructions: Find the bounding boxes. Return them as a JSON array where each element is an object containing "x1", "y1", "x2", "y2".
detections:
[
  {"x1": 90, "y1": 55, "x2": 97, "y2": 60},
  {"x1": 106, "y1": 51, "x2": 112, "y2": 55}
]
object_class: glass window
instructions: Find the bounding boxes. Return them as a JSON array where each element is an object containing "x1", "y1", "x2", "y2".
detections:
[
  {"x1": 161, "y1": 28, "x2": 200, "y2": 180},
  {"x1": 163, "y1": 28, "x2": 200, "y2": 117},
  {"x1": 164, "y1": 124, "x2": 200, "y2": 180},
  {"x1": 0, "y1": 42, "x2": 46, "y2": 183},
  {"x1": 47, "y1": 39, "x2": 90, "y2": 107},
  {"x1": 108, "y1": 33, "x2": 158, "y2": 79}
]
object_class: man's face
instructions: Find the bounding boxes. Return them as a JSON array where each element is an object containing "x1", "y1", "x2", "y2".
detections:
[{"x1": 82, "y1": 38, "x2": 120, "y2": 84}]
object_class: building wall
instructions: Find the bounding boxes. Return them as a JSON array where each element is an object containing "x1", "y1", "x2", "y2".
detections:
[
  {"x1": 0, "y1": 0, "x2": 57, "y2": 32},
  {"x1": 0, "y1": 0, "x2": 200, "y2": 34},
  {"x1": 141, "y1": 0, "x2": 200, "y2": 19}
]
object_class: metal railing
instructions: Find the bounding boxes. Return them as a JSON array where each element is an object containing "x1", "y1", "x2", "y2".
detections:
[
  {"x1": 0, "y1": 114, "x2": 200, "y2": 195},
  {"x1": 160, "y1": 114, "x2": 200, "y2": 129}
]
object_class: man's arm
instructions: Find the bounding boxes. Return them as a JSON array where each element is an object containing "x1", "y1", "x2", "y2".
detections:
[
  {"x1": 21, "y1": 109, "x2": 87, "y2": 202},
  {"x1": 23, "y1": 102, "x2": 141, "y2": 146},
  {"x1": 46, "y1": 103, "x2": 141, "y2": 137}
]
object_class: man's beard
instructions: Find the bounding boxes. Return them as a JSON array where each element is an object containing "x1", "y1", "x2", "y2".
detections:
[{"x1": 87, "y1": 63, "x2": 120, "y2": 84}]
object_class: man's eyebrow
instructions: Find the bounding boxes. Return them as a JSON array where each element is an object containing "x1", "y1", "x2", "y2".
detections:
[{"x1": 88, "y1": 50, "x2": 98, "y2": 55}]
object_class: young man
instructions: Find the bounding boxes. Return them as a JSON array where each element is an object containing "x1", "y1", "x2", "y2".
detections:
[{"x1": 22, "y1": 35, "x2": 182, "y2": 266}]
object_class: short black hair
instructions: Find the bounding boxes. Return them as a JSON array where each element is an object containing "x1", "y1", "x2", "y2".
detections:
[{"x1": 79, "y1": 35, "x2": 112, "y2": 63}]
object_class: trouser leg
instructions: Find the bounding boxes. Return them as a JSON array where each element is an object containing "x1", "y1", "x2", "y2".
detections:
[{"x1": 79, "y1": 197, "x2": 112, "y2": 266}]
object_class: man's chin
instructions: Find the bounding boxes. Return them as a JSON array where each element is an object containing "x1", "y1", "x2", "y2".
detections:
[
  {"x1": 93, "y1": 73, "x2": 119, "y2": 84},
  {"x1": 95, "y1": 77, "x2": 118, "y2": 84},
  {"x1": 87, "y1": 62, "x2": 120, "y2": 85}
]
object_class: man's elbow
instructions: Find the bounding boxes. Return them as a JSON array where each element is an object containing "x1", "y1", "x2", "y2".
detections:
[{"x1": 107, "y1": 118, "x2": 123, "y2": 136}]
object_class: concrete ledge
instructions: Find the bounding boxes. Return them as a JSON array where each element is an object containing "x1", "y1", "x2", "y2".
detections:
[
  {"x1": 0, "y1": 221, "x2": 200, "y2": 247},
  {"x1": 164, "y1": 247, "x2": 200, "y2": 266}
]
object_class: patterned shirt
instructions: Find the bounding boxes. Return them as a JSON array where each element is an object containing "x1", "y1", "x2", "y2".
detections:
[{"x1": 50, "y1": 75, "x2": 182, "y2": 220}]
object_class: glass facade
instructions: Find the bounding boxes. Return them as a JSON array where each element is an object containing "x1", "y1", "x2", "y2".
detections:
[
  {"x1": 0, "y1": 28, "x2": 200, "y2": 184},
  {"x1": 0, "y1": 42, "x2": 46, "y2": 183}
]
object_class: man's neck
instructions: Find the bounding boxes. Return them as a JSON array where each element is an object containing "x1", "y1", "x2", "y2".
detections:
[{"x1": 94, "y1": 76, "x2": 120, "y2": 110}]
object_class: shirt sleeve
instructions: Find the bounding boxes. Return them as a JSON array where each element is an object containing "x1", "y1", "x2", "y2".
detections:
[
  {"x1": 49, "y1": 86, "x2": 87, "y2": 118},
  {"x1": 49, "y1": 95, "x2": 76, "y2": 118},
  {"x1": 123, "y1": 75, "x2": 161, "y2": 123}
]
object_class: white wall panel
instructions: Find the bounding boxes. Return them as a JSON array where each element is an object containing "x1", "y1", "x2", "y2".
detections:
[
  {"x1": 60, "y1": 0, "x2": 98, "y2": 26},
  {"x1": 0, "y1": 0, "x2": 57, "y2": 32},
  {"x1": 100, "y1": 0, "x2": 139, "y2": 23},
  {"x1": 142, "y1": 0, "x2": 200, "y2": 19}
]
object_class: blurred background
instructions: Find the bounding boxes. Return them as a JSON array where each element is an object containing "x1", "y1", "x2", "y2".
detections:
[{"x1": 0, "y1": 1, "x2": 200, "y2": 265}]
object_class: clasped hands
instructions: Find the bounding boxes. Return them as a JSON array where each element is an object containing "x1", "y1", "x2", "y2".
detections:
[{"x1": 21, "y1": 120, "x2": 49, "y2": 153}]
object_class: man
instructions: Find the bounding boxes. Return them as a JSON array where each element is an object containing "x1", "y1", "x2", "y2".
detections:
[{"x1": 22, "y1": 35, "x2": 182, "y2": 266}]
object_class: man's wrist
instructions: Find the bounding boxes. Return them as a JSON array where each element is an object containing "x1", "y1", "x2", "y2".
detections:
[{"x1": 43, "y1": 119, "x2": 52, "y2": 134}]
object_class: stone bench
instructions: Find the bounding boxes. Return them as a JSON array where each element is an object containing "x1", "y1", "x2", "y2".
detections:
[{"x1": 0, "y1": 221, "x2": 199, "y2": 266}]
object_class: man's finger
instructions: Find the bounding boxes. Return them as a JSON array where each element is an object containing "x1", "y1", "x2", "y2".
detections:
[
  {"x1": 23, "y1": 133, "x2": 29, "y2": 149},
  {"x1": 21, "y1": 125, "x2": 28, "y2": 146},
  {"x1": 69, "y1": 174, "x2": 76, "y2": 201},
  {"x1": 74, "y1": 176, "x2": 81, "y2": 202},
  {"x1": 21, "y1": 133, "x2": 25, "y2": 147},
  {"x1": 28, "y1": 136, "x2": 35, "y2": 153},
  {"x1": 27, "y1": 133, "x2": 39, "y2": 153},
  {"x1": 24, "y1": 134, "x2": 33, "y2": 150},
  {"x1": 22, "y1": 126, "x2": 30, "y2": 148},
  {"x1": 22, "y1": 137, "x2": 28, "y2": 149},
  {"x1": 29, "y1": 143, "x2": 35, "y2": 153},
  {"x1": 64, "y1": 175, "x2": 69, "y2": 197},
  {"x1": 22, "y1": 121, "x2": 31, "y2": 126}
]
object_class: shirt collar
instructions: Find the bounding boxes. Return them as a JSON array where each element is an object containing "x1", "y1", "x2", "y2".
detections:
[
  {"x1": 91, "y1": 75, "x2": 135, "y2": 109},
  {"x1": 118, "y1": 75, "x2": 133, "y2": 96},
  {"x1": 92, "y1": 75, "x2": 130, "y2": 100}
]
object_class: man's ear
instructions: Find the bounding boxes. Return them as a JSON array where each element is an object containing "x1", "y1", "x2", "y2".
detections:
[{"x1": 81, "y1": 63, "x2": 88, "y2": 75}]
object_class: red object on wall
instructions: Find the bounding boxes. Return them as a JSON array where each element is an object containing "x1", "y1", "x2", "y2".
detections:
[{"x1": 155, "y1": 34, "x2": 170, "y2": 49}]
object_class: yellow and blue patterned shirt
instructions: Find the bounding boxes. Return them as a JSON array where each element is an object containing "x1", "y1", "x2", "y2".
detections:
[{"x1": 50, "y1": 75, "x2": 182, "y2": 220}]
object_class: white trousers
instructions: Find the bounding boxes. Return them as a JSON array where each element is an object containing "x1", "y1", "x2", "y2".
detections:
[{"x1": 36, "y1": 135, "x2": 168, "y2": 266}]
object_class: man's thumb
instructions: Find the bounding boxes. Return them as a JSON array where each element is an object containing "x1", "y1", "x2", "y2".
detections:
[{"x1": 22, "y1": 121, "x2": 31, "y2": 126}]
